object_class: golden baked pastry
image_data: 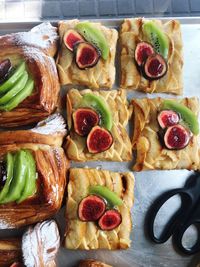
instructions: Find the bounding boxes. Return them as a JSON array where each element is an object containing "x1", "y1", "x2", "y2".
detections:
[
  {"x1": 131, "y1": 97, "x2": 200, "y2": 171},
  {"x1": 57, "y1": 20, "x2": 118, "y2": 89},
  {"x1": 78, "y1": 259, "x2": 112, "y2": 267},
  {"x1": 0, "y1": 114, "x2": 68, "y2": 228},
  {"x1": 120, "y1": 18, "x2": 183, "y2": 94},
  {"x1": 0, "y1": 239, "x2": 21, "y2": 267},
  {"x1": 0, "y1": 220, "x2": 59, "y2": 267},
  {"x1": 65, "y1": 168, "x2": 134, "y2": 250},
  {"x1": 0, "y1": 22, "x2": 59, "y2": 127},
  {"x1": 66, "y1": 88, "x2": 132, "y2": 161}
]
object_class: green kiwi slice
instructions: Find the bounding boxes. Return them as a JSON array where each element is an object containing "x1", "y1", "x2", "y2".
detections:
[
  {"x1": 162, "y1": 100, "x2": 199, "y2": 135},
  {"x1": 80, "y1": 93, "x2": 112, "y2": 130},
  {"x1": 75, "y1": 22, "x2": 109, "y2": 60},
  {"x1": 142, "y1": 21, "x2": 169, "y2": 59}
]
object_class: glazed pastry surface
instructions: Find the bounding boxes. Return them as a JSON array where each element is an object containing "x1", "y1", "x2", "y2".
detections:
[
  {"x1": 66, "y1": 88, "x2": 132, "y2": 161},
  {"x1": 120, "y1": 18, "x2": 183, "y2": 94},
  {"x1": 57, "y1": 20, "x2": 118, "y2": 89},
  {"x1": 65, "y1": 168, "x2": 134, "y2": 250},
  {"x1": 0, "y1": 115, "x2": 68, "y2": 228},
  {"x1": 131, "y1": 97, "x2": 200, "y2": 171},
  {"x1": 0, "y1": 22, "x2": 59, "y2": 127}
]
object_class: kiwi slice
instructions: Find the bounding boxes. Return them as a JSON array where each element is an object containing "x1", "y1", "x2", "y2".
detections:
[
  {"x1": 142, "y1": 21, "x2": 169, "y2": 59},
  {"x1": 162, "y1": 100, "x2": 199, "y2": 135},
  {"x1": 80, "y1": 93, "x2": 112, "y2": 130},
  {"x1": 75, "y1": 22, "x2": 109, "y2": 60}
]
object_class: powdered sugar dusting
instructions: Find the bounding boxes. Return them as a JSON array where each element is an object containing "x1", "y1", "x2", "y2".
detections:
[
  {"x1": 14, "y1": 22, "x2": 58, "y2": 52},
  {"x1": 31, "y1": 113, "x2": 67, "y2": 135}
]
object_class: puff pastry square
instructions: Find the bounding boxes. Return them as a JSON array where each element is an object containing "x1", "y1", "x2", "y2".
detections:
[
  {"x1": 57, "y1": 20, "x2": 118, "y2": 89},
  {"x1": 0, "y1": 22, "x2": 59, "y2": 127},
  {"x1": 0, "y1": 114, "x2": 69, "y2": 229},
  {"x1": 65, "y1": 168, "x2": 134, "y2": 250},
  {"x1": 66, "y1": 89, "x2": 132, "y2": 162},
  {"x1": 131, "y1": 97, "x2": 200, "y2": 171},
  {"x1": 120, "y1": 18, "x2": 183, "y2": 94}
]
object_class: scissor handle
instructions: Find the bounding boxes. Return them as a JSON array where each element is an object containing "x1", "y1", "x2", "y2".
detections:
[
  {"x1": 173, "y1": 219, "x2": 200, "y2": 255},
  {"x1": 147, "y1": 188, "x2": 191, "y2": 244}
]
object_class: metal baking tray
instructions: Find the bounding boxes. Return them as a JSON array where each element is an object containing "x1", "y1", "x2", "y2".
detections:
[{"x1": 0, "y1": 17, "x2": 200, "y2": 267}]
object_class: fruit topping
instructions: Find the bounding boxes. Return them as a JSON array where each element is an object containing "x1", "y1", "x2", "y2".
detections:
[
  {"x1": 143, "y1": 54, "x2": 167, "y2": 80},
  {"x1": 0, "y1": 59, "x2": 12, "y2": 83},
  {"x1": 89, "y1": 185, "x2": 123, "y2": 207},
  {"x1": 75, "y1": 42, "x2": 100, "y2": 69},
  {"x1": 162, "y1": 100, "x2": 199, "y2": 135},
  {"x1": 157, "y1": 110, "x2": 180, "y2": 129},
  {"x1": 98, "y1": 209, "x2": 122, "y2": 231},
  {"x1": 81, "y1": 93, "x2": 112, "y2": 130},
  {"x1": 0, "y1": 61, "x2": 25, "y2": 94},
  {"x1": 0, "y1": 152, "x2": 14, "y2": 202},
  {"x1": 75, "y1": 21, "x2": 109, "y2": 60},
  {"x1": 86, "y1": 126, "x2": 113, "y2": 154},
  {"x1": 73, "y1": 108, "x2": 99, "y2": 136},
  {"x1": 63, "y1": 29, "x2": 84, "y2": 51},
  {"x1": 0, "y1": 77, "x2": 34, "y2": 111},
  {"x1": 0, "y1": 150, "x2": 37, "y2": 204},
  {"x1": 142, "y1": 21, "x2": 169, "y2": 59},
  {"x1": 164, "y1": 124, "x2": 190, "y2": 150},
  {"x1": 78, "y1": 195, "x2": 106, "y2": 221},
  {"x1": 134, "y1": 41, "x2": 154, "y2": 67}
]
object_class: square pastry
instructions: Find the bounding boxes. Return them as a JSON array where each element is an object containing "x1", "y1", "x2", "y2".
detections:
[
  {"x1": 66, "y1": 88, "x2": 132, "y2": 161},
  {"x1": 57, "y1": 20, "x2": 118, "y2": 89},
  {"x1": 120, "y1": 18, "x2": 183, "y2": 94},
  {"x1": 65, "y1": 168, "x2": 134, "y2": 249},
  {"x1": 131, "y1": 97, "x2": 200, "y2": 171}
]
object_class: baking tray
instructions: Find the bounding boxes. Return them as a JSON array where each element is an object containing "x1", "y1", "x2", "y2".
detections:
[{"x1": 0, "y1": 17, "x2": 200, "y2": 267}]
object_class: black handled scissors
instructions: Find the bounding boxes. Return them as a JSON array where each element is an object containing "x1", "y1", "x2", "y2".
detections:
[{"x1": 147, "y1": 172, "x2": 200, "y2": 255}]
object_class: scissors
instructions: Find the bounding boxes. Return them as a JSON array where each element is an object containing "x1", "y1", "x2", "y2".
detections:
[{"x1": 147, "y1": 172, "x2": 200, "y2": 255}]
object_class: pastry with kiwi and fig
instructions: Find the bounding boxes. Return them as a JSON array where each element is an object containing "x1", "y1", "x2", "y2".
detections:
[
  {"x1": 66, "y1": 88, "x2": 132, "y2": 161},
  {"x1": 120, "y1": 18, "x2": 183, "y2": 94},
  {"x1": 65, "y1": 168, "x2": 134, "y2": 250},
  {"x1": 0, "y1": 114, "x2": 68, "y2": 229},
  {"x1": 0, "y1": 220, "x2": 59, "y2": 267},
  {"x1": 0, "y1": 22, "x2": 59, "y2": 127},
  {"x1": 57, "y1": 20, "x2": 118, "y2": 89},
  {"x1": 131, "y1": 97, "x2": 200, "y2": 171}
]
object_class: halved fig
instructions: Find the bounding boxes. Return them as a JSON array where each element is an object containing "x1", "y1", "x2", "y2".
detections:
[
  {"x1": 73, "y1": 108, "x2": 99, "y2": 136},
  {"x1": 143, "y1": 53, "x2": 168, "y2": 80},
  {"x1": 134, "y1": 41, "x2": 154, "y2": 67},
  {"x1": 87, "y1": 126, "x2": 113, "y2": 154},
  {"x1": 98, "y1": 209, "x2": 122, "y2": 231},
  {"x1": 158, "y1": 110, "x2": 180, "y2": 129},
  {"x1": 164, "y1": 124, "x2": 191, "y2": 150},
  {"x1": 78, "y1": 195, "x2": 106, "y2": 221},
  {"x1": 0, "y1": 59, "x2": 12, "y2": 82},
  {"x1": 63, "y1": 29, "x2": 84, "y2": 51},
  {"x1": 75, "y1": 42, "x2": 100, "y2": 69}
]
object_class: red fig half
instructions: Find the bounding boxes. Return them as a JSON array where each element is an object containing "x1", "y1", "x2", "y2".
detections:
[
  {"x1": 63, "y1": 29, "x2": 84, "y2": 51},
  {"x1": 78, "y1": 195, "x2": 106, "y2": 221},
  {"x1": 73, "y1": 108, "x2": 99, "y2": 136},
  {"x1": 164, "y1": 124, "x2": 191, "y2": 150},
  {"x1": 135, "y1": 41, "x2": 154, "y2": 67},
  {"x1": 75, "y1": 42, "x2": 100, "y2": 69},
  {"x1": 143, "y1": 53, "x2": 168, "y2": 80},
  {"x1": 158, "y1": 110, "x2": 180, "y2": 129},
  {"x1": 86, "y1": 126, "x2": 113, "y2": 154},
  {"x1": 98, "y1": 209, "x2": 122, "y2": 231}
]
